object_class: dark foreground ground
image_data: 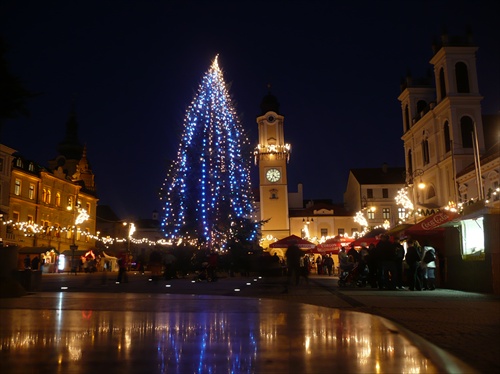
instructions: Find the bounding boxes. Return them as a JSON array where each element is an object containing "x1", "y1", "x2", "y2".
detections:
[{"x1": 1, "y1": 271, "x2": 499, "y2": 373}]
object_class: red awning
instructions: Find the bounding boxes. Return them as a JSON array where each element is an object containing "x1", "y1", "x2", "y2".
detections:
[
  {"x1": 350, "y1": 228, "x2": 388, "y2": 247},
  {"x1": 317, "y1": 236, "x2": 354, "y2": 253},
  {"x1": 405, "y1": 211, "x2": 460, "y2": 235},
  {"x1": 269, "y1": 235, "x2": 316, "y2": 249}
]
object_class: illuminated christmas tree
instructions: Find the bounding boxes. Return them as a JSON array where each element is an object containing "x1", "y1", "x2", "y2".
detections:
[{"x1": 160, "y1": 56, "x2": 259, "y2": 249}]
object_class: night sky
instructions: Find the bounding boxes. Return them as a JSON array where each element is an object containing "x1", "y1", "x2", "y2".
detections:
[{"x1": 1, "y1": 0, "x2": 499, "y2": 220}]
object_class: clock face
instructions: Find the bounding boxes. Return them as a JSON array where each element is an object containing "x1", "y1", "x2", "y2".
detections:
[
  {"x1": 266, "y1": 168, "x2": 281, "y2": 182},
  {"x1": 267, "y1": 115, "x2": 275, "y2": 123}
]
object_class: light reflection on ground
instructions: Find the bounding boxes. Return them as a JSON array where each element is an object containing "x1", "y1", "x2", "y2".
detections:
[{"x1": 0, "y1": 294, "x2": 440, "y2": 373}]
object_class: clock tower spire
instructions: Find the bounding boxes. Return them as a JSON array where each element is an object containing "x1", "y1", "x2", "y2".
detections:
[{"x1": 254, "y1": 87, "x2": 291, "y2": 242}]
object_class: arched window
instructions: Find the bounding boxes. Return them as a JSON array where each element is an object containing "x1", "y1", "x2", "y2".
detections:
[
  {"x1": 407, "y1": 150, "x2": 413, "y2": 177},
  {"x1": 404, "y1": 105, "x2": 410, "y2": 132},
  {"x1": 422, "y1": 137, "x2": 430, "y2": 165},
  {"x1": 416, "y1": 100, "x2": 427, "y2": 116},
  {"x1": 427, "y1": 185, "x2": 436, "y2": 199},
  {"x1": 46, "y1": 189, "x2": 51, "y2": 204},
  {"x1": 460, "y1": 116, "x2": 474, "y2": 148},
  {"x1": 456, "y1": 62, "x2": 470, "y2": 93},
  {"x1": 42, "y1": 189, "x2": 47, "y2": 203},
  {"x1": 439, "y1": 68, "x2": 447, "y2": 100},
  {"x1": 444, "y1": 121, "x2": 451, "y2": 152},
  {"x1": 56, "y1": 193, "x2": 61, "y2": 207}
]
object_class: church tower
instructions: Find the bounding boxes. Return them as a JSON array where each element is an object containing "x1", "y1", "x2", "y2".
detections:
[
  {"x1": 399, "y1": 28, "x2": 485, "y2": 209},
  {"x1": 255, "y1": 89, "x2": 291, "y2": 241}
]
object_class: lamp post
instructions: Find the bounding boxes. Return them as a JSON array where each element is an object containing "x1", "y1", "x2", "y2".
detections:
[
  {"x1": 68, "y1": 198, "x2": 89, "y2": 275},
  {"x1": 123, "y1": 222, "x2": 135, "y2": 270}
]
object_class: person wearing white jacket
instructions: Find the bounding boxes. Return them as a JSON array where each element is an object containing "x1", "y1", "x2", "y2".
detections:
[{"x1": 421, "y1": 246, "x2": 437, "y2": 290}]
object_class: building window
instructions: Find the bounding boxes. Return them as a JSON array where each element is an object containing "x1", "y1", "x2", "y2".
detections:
[
  {"x1": 383, "y1": 208, "x2": 390, "y2": 219},
  {"x1": 382, "y1": 188, "x2": 388, "y2": 198},
  {"x1": 422, "y1": 138, "x2": 430, "y2": 165},
  {"x1": 269, "y1": 188, "x2": 278, "y2": 199},
  {"x1": 29, "y1": 184, "x2": 35, "y2": 200},
  {"x1": 367, "y1": 211, "x2": 375, "y2": 220},
  {"x1": 13, "y1": 211, "x2": 20, "y2": 222},
  {"x1": 16, "y1": 158, "x2": 23, "y2": 167},
  {"x1": 398, "y1": 208, "x2": 406, "y2": 219},
  {"x1": 68, "y1": 196, "x2": 74, "y2": 210},
  {"x1": 455, "y1": 62, "x2": 470, "y2": 93},
  {"x1": 45, "y1": 189, "x2": 51, "y2": 204},
  {"x1": 351, "y1": 228, "x2": 358, "y2": 236},
  {"x1": 0, "y1": 157, "x2": 3, "y2": 172},
  {"x1": 56, "y1": 193, "x2": 61, "y2": 207},
  {"x1": 460, "y1": 116, "x2": 474, "y2": 148},
  {"x1": 367, "y1": 189, "x2": 373, "y2": 198},
  {"x1": 27, "y1": 215, "x2": 34, "y2": 224},
  {"x1": 15, "y1": 179, "x2": 21, "y2": 196},
  {"x1": 86, "y1": 202, "x2": 91, "y2": 215},
  {"x1": 28, "y1": 162, "x2": 35, "y2": 172},
  {"x1": 338, "y1": 228, "x2": 345, "y2": 236},
  {"x1": 444, "y1": 121, "x2": 451, "y2": 153},
  {"x1": 320, "y1": 228, "x2": 327, "y2": 237}
]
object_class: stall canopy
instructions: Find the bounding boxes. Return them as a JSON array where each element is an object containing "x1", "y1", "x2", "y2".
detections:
[
  {"x1": 269, "y1": 235, "x2": 316, "y2": 249},
  {"x1": 351, "y1": 228, "x2": 388, "y2": 247},
  {"x1": 405, "y1": 210, "x2": 460, "y2": 236},
  {"x1": 317, "y1": 236, "x2": 354, "y2": 254}
]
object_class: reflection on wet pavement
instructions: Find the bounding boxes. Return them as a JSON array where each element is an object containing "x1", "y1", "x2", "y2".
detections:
[{"x1": 0, "y1": 293, "x2": 442, "y2": 373}]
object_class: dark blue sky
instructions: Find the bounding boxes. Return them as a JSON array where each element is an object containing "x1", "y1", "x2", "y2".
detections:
[{"x1": 1, "y1": 0, "x2": 499, "y2": 220}]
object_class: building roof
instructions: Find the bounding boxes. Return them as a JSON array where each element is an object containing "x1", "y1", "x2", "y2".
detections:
[{"x1": 350, "y1": 166, "x2": 406, "y2": 185}]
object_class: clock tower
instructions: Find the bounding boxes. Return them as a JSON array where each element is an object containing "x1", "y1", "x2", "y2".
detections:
[{"x1": 255, "y1": 90, "x2": 291, "y2": 242}]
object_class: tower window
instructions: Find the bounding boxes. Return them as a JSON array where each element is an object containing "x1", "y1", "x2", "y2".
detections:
[
  {"x1": 404, "y1": 105, "x2": 410, "y2": 132},
  {"x1": 444, "y1": 121, "x2": 451, "y2": 153},
  {"x1": 422, "y1": 137, "x2": 430, "y2": 165},
  {"x1": 460, "y1": 116, "x2": 474, "y2": 148},
  {"x1": 456, "y1": 62, "x2": 470, "y2": 93}
]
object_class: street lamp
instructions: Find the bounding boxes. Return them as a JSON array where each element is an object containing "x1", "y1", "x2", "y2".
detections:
[
  {"x1": 123, "y1": 221, "x2": 135, "y2": 270},
  {"x1": 68, "y1": 198, "x2": 89, "y2": 275}
]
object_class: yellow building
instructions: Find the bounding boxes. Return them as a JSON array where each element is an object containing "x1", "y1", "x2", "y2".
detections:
[{"x1": 3, "y1": 110, "x2": 98, "y2": 271}]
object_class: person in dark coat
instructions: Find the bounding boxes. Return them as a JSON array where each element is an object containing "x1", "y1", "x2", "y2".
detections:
[
  {"x1": 285, "y1": 242, "x2": 302, "y2": 287},
  {"x1": 405, "y1": 239, "x2": 423, "y2": 291},
  {"x1": 374, "y1": 234, "x2": 396, "y2": 290},
  {"x1": 393, "y1": 238, "x2": 405, "y2": 289}
]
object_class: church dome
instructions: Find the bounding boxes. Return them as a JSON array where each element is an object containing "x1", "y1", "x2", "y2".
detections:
[{"x1": 260, "y1": 92, "x2": 280, "y2": 116}]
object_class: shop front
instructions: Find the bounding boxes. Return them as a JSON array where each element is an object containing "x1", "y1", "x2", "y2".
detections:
[{"x1": 439, "y1": 205, "x2": 500, "y2": 294}]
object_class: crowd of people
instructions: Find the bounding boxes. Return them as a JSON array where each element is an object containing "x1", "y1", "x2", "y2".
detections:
[
  {"x1": 337, "y1": 234, "x2": 438, "y2": 291},
  {"x1": 283, "y1": 235, "x2": 438, "y2": 291}
]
